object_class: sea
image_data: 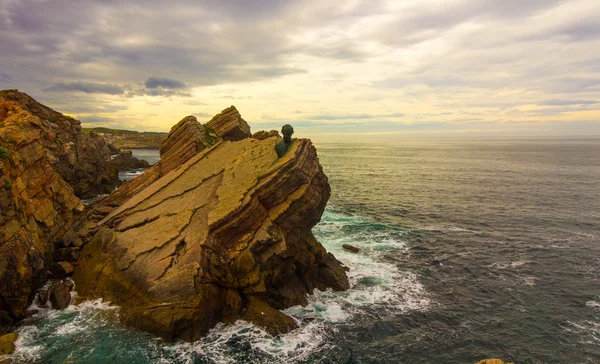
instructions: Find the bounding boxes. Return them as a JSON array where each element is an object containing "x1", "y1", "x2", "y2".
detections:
[{"x1": 6, "y1": 138, "x2": 600, "y2": 363}]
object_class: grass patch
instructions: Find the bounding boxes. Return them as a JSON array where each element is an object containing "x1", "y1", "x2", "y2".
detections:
[
  {"x1": 0, "y1": 146, "x2": 9, "y2": 160},
  {"x1": 4, "y1": 178, "x2": 11, "y2": 190}
]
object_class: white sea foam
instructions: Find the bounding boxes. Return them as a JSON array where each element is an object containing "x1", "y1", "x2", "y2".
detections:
[{"x1": 11, "y1": 209, "x2": 430, "y2": 363}]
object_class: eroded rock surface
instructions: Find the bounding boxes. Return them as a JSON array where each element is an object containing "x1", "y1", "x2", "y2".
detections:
[
  {"x1": 0, "y1": 90, "x2": 122, "y2": 199},
  {"x1": 73, "y1": 137, "x2": 348, "y2": 341},
  {"x1": 252, "y1": 130, "x2": 280, "y2": 140},
  {"x1": 206, "y1": 106, "x2": 251, "y2": 141},
  {"x1": 0, "y1": 100, "x2": 84, "y2": 333}
]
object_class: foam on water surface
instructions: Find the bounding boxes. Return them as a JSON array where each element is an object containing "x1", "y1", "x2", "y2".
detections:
[{"x1": 9, "y1": 208, "x2": 430, "y2": 363}]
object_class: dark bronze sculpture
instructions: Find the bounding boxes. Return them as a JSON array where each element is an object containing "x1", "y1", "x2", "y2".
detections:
[{"x1": 275, "y1": 124, "x2": 294, "y2": 157}]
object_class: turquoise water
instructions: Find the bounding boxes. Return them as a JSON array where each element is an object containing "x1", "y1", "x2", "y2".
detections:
[{"x1": 7, "y1": 139, "x2": 600, "y2": 363}]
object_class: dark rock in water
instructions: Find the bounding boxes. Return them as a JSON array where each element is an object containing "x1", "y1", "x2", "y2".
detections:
[
  {"x1": 72, "y1": 134, "x2": 348, "y2": 342},
  {"x1": 53, "y1": 248, "x2": 80, "y2": 262},
  {"x1": 49, "y1": 282, "x2": 71, "y2": 310},
  {"x1": 49, "y1": 262, "x2": 74, "y2": 279},
  {"x1": 24, "y1": 309, "x2": 38, "y2": 317},
  {"x1": 109, "y1": 150, "x2": 150, "y2": 170},
  {"x1": 342, "y1": 244, "x2": 360, "y2": 253},
  {"x1": 0, "y1": 333, "x2": 18, "y2": 355}
]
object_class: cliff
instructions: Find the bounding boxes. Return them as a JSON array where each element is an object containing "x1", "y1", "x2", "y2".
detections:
[
  {"x1": 0, "y1": 100, "x2": 84, "y2": 333},
  {"x1": 82, "y1": 127, "x2": 167, "y2": 150},
  {"x1": 0, "y1": 90, "x2": 122, "y2": 199},
  {"x1": 72, "y1": 136, "x2": 348, "y2": 341}
]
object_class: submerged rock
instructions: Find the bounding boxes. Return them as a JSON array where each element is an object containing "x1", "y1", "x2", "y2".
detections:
[
  {"x1": 342, "y1": 244, "x2": 360, "y2": 253},
  {"x1": 0, "y1": 333, "x2": 18, "y2": 355},
  {"x1": 72, "y1": 135, "x2": 349, "y2": 341}
]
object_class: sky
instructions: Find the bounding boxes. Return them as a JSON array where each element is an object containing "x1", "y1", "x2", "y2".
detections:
[{"x1": 1, "y1": 0, "x2": 600, "y2": 141}]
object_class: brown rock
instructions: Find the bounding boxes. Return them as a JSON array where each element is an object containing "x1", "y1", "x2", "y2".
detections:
[
  {"x1": 252, "y1": 130, "x2": 280, "y2": 140},
  {"x1": 475, "y1": 360, "x2": 514, "y2": 364},
  {"x1": 0, "y1": 90, "x2": 123, "y2": 199},
  {"x1": 49, "y1": 282, "x2": 71, "y2": 310},
  {"x1": 0, "y1": 333, "x2": 18, "y2": 355},
  {"x1": 72, "y1": 135, "x2": 348, "y2": 342},
  {"x1": 205, "y1": 106, "x2": 251, "y2": 141},
  {"x1": 342, "y1": 244, "x2": 360, "y2": 253},
  {"x1": 0, "y1": 92, "x2": 84, "y2": 333},
  {"x1": 159, "y1": 116, "x2": 212, "y2": 175},
  {"x1": 49, "y1": 261, "x2": 74, "y2": 279},
  {"x1": 53, "y1": 248, "x2": 80, "y2": 262}
]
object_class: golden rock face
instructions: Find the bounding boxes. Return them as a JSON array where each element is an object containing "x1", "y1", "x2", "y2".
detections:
[{"x1": 72, "y1": 136, "x2": 348, "y2": 342}]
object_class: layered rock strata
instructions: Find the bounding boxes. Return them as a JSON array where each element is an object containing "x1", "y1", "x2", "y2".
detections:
[
  {"x1": 206, "y1": 106, "x2": 251, "y2": 141},
  {"x1": 0, "y1": 100, "x2": 84, "y2": 333},
  {"x1": 72, "y1": 136, "x2": 349, "y2": 341},
  {"x1": 0, "y1": 90, "x2": 122, "y2": 199},
  {"x1": 252, "y1": 130, "x2": 280, "y2": 140}
]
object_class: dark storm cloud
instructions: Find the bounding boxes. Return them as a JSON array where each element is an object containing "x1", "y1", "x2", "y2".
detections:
[
  {"x1": 144, "y1": 78, "x2": 186, "y2": 89},
  {"x1": 45, "y1": 82, "x2": 125, "y2": 95}
]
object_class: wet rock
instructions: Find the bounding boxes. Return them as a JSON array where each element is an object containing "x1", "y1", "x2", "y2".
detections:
[
  {"x1": 72, "y1": 134, "x2": 348, "y2": 341},
  {"x1": 0, "y1": 333, "x2": 18, "y2": 355},
  {"x1": 53, "y1": 248, "x2": 79, "y2": 262},
  {"x1": 63, "y1": 280, "x2": 74, "y2": 291},
  {"x1": 342, "y1": 244, "x2": 360, "y2": 253},
  {"x1": 49, "y1": 282, "x2": 71, "y2": 310},
  {"x1": 49, "y1": 262, "x2": 73, "y2": 279}
]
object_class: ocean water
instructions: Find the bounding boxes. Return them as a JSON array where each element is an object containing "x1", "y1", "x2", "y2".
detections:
[
  {"x1": 7, "y1": 138, "x2": 600, "y2": 363},
  {"x1": 118, "y1": 149, "x2": 161, "y2": 181}
]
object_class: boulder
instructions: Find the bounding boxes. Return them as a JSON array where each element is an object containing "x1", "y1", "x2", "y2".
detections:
[
  {"x1": 49, "y1": 282, "x2": 71, "y2": 310},
  {"x1": 342, "y1": 244, "x2": 360, "y2": 253},
  {"x1": 72, "y1": 136, "x2": 348, "y2": 341},
  {"x1": 252, "y1": 130, "x2": 280, "y2": 140},
  {"x1": 205, "y1": 106, "x2": 251, "y2": 141},
  {"x1": 48, "y1": 261, "x2": 74, "y2": 279},
  {"x1": 0, "y1": 333, "x2": 18, "y2": 355}
]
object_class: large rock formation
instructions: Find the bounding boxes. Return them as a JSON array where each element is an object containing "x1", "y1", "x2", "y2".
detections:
[
  {"x1": 0, "y1": 90, "x2": 123, "y2": 199},
  {"x1": 206, "y1": 106, "x2": 251, "y2": 141},
  {"x1": 72, "y1": 136, "x2": 349, "y2": 341},
  {"x1": 0, "y1": 100, "x2": 84, "y2": 333}
]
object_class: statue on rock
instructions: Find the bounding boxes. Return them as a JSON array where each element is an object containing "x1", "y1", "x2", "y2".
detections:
[{"x1": 275, "y1": 124, "x2": 294, "y2": 157}]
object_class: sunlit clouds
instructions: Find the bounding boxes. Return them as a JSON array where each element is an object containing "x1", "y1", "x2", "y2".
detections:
[{"x1": 1, "y1": 0, "x2": 599, "y2": 139}]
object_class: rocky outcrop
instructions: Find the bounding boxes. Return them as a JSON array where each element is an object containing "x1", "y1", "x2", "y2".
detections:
[
  {"x1": 0, "y1": 100, "x2": 84, "y2": 334},
  {"x1": 72, "y1": 136, "x2": 348, "y2": 341},
  {"x1": 206, "y1": 106, "x2": 251, "y2": 141},
  {"x1": 0, "y1": 90, "x2": 124, "y2": 199},
  {"x1": 159, "y1": 116, "x2": 214, "y2": 174},
  {"x1": 108, "y1": 150, "x2": 150, "y2": 171},
  {"x1": 252, "y1": 130, "x2": 280, "y2": 140}
]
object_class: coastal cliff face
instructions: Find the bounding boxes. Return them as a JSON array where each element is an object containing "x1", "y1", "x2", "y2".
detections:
[
  {"x1": 0, "y1": 90, "x2": 122, "y2": 199},
  {"x1": 71, "y1": 129, "x2": 348, "y2": 341},
  {"x1": 0, "y1": 100, "x2": 84, "y2": 333}
]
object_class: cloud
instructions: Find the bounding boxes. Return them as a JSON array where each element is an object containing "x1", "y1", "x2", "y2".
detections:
[
  {"x1": 307, "y1": 112, "x2": 405, "y2": 121},
  {"x1": 44, "y1": 82, "x2": 125, "y2": 95},
  {"x1": 144, "y1": 77, "x2": 186, "y2": 89},
  {"x1": 538, "y1": 99, "x2": 599, "y2": 106}
]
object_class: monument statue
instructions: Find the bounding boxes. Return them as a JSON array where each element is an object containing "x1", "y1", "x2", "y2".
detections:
[{"x1": 275, "y1": 124, "x2": 294, "y2": 157}]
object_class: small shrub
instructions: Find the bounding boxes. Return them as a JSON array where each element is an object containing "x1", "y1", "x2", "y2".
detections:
[
  {"x1": 0, "y1": 146, "x2": 9, "y2": 160},
  {"x1": 4, "y1": 178, "x2": 11, "y2": 190}
]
